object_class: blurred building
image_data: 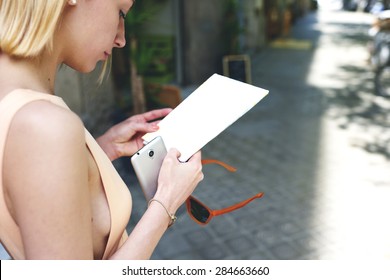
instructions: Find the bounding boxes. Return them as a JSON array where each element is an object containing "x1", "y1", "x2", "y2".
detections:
[
  {"x1": 55, "y1": 0, "x2": 312, "y2": 134},
  {"x1": 137, "y1": 0, "x2": 311, "y2": 84}
]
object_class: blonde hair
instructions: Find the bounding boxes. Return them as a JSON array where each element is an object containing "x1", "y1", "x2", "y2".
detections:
[
  {"x1": 0, "y1": 0, "x2": 66, "y2": 58},
  {"x1": 0, "y1": 0, "x2": 110, "y2": 82}
]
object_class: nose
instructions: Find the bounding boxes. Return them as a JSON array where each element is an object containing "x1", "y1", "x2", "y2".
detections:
[{"x1": 114, "y1": 20, "x2": 126, "y2": 48}]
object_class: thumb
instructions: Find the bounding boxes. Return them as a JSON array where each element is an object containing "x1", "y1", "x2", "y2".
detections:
[{"x1": 167, "y1": 148, "x2": 181, "y2": 159}]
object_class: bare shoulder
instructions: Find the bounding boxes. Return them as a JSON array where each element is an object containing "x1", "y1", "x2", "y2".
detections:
[
  {"x1": 5, "y1": 100, "x2": 86, "y2": 167},
  {"x1": 11, "y1": 99, "x2": 84, "y2": 138}
]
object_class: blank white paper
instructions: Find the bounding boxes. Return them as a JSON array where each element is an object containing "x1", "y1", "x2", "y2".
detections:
[{"x1": 142, "y1": 74, "x2": 269, "y2": 162}]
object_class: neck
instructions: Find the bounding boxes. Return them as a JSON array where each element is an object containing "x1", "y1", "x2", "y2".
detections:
[{"x1": 0, "y1": 51, "x2": 60, "y2": 96}]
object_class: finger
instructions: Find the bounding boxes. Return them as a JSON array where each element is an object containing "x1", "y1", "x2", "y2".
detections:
[
  {"x1": 167, "y1": 148, "x2": 181, "y2": 159},
  {"x1": 188, "y1": 150, "x2": 202, "y2": 163},
  {"x1": 162, "y1": 148, "x2": 182, "y2": 166},
  {"x1": 190, "y1": 151, "x2": 204, "y2": 181},
  {"x1": 140, "y1": 108, "x2": 172, "y2": 122},
  {"x1": 127, "y1": 122, "x2": 159, "y2": 135},
  {"x1": 150, "y1": 120, "x2": 162, "y2": 126}
]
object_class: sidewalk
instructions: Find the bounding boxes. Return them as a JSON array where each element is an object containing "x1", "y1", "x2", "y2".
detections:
[{"x1": 126, "y1": 8, "x2": 390, "y2": 260}]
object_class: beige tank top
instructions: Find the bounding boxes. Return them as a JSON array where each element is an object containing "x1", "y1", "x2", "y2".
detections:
[{"x1": 0, "y1": 89, "x2": 132, "y2": 259}]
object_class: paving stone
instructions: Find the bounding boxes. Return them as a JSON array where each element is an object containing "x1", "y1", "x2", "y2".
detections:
[
  {"x1": 270, "y1": 242, "x2": 301, "y2": 260},
  {"x1": 185, "y1": 229, "x2": 213, "y2": 247},
  {"x1": 225, "y1": 235, "x2": 258, "y2": 255},
  {"x1": 197, "y1": 242, "x2": 231, "y2": 260},
  {"x1": 152, "y1": 231, "x2": 192, "y2": 259}
]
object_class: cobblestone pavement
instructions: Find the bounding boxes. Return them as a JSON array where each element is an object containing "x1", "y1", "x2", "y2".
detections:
[{"x1": 125, "y1": 8, "x2": 390, "y2": 260}]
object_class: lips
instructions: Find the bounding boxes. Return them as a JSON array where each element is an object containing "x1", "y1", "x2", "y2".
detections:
[{"x1": 103, "y1": 51, "x2": 111, "y2": 60}]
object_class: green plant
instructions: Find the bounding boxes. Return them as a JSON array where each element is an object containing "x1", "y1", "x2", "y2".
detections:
[
  {"x1": 123, "y1": 0, "x2": 168, "y2": 114},
  {"x1": 221, "y1": 0, "x2": 243, "y2": 55}
]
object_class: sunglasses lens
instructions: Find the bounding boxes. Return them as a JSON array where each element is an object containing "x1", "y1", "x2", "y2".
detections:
[{"x1": 189, "y1": 198, "x2": 210, "y2": 224}]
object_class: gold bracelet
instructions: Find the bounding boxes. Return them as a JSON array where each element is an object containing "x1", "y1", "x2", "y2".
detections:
[{"x1": 148, "y1": 199, "x2": 177, "y2": 228}]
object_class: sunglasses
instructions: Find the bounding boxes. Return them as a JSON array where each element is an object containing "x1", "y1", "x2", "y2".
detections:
[{"x1": 186, "y1": 159, "x2": 264, "y2": 226}]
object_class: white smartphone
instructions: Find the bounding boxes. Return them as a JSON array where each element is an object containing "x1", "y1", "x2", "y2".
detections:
[{"x1": 131, "y1": 136, "x2": 167, "y2": 202}]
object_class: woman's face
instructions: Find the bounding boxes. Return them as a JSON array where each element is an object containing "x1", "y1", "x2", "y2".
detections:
[{"x1": 58, "y1": 0, "x2": 134, "y2": 73}]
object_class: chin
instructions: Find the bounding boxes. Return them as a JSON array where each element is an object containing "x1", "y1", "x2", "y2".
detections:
[
  {"x1": 83, "y1": 60, "x2": 108, "y2": 75},
  {"x1": 66, "y1": 63, "x2": 97, "y2": 74},
  {"x1": 64, "y1": 56, "x2": 102, "y2": 73},
  {"x1": 81, "y1": 61, "x2": 99, "y2": 73}
]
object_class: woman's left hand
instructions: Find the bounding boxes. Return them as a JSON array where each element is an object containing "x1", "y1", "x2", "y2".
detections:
[{"x1": 96, "y1": 108, "x2": 172, "y2": 161}]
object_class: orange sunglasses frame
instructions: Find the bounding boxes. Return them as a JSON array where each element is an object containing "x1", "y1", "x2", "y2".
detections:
[{"x1": 185, "y1": 159, "x2": 264, "y2": 225}]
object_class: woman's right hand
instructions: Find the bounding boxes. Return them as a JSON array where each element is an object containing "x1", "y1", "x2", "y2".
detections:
[{"x1": 153, "y1": 149, "x2": 204, "y2": 214}]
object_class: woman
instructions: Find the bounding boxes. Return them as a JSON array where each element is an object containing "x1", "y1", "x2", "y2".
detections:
[{"x1": 0, "y1": 0, "x2": 203, "y2": 259}]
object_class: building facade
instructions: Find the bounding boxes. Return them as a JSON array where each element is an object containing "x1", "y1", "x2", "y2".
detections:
[{"x1": 56, "y1": 0, "x2": 312, "y2": 133}]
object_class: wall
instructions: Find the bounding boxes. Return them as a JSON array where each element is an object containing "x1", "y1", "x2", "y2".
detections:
[
  {"x1": 133, "y1": 0, "x2": 269, "y2": 85},
  {"x1": 179, "y1": 0, "x2": 269, "y2": 85},
  {"x1": 181, "y1": 0, "x2": 226, "y2": 84},
  {"x1": 55, "y1": 64, "x2": 116, "y2": 137},
  {"x1": 242, "y1": 0, "x2": 267, "y2": 51},
  {"x1": 142, "y1": 1, "x2": 176, "y2": 36}
]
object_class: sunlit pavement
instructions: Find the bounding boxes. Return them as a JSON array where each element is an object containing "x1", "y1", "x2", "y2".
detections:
[
  {"x1": 302, "y1": 9, "x2": 390, "y2": 259},
  {"x1": 125, "y1": 8, "x2": 390, "y2": 260}
]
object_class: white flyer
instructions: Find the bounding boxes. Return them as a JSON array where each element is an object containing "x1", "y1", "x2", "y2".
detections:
[{"x1": 142, "y1": 73, "x2": 269, "y2": 162}]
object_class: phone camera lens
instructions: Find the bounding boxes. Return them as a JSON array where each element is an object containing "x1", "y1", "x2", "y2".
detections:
[{"x1": 148, "y1": 150, "x2": 154, "y2": 158}]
